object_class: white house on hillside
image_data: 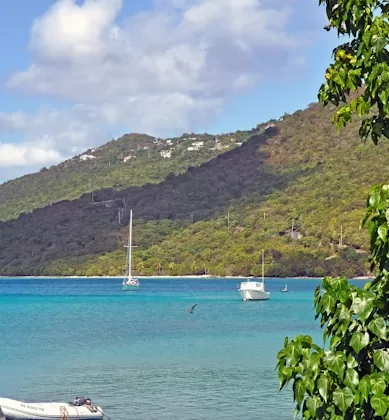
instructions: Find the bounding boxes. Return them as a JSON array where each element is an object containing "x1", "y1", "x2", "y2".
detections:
[
  {"x1": 123, "y1": 154, "x2": 134, "y2": 162},
  {"x1": 160, "y1": 150, "x2": 172, "y2": 158},
  {"x1": 187, "y1": 141, "x2": 204, "y2": 151},
  {"x1": 192, "y1": 141, "x2": 204, "y2": 147},
  {"x1": 79, "y1": 154, "x2": 96, "y2": 161}
]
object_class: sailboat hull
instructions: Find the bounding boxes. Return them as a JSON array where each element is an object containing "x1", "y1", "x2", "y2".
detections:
[
  {"x1": 239, "y1": 289, "x2": 270, "y2": 301},
  {"x1": 239, "y1": 250, "x2": 270, "y2": 301},
  {"x1": 122, "y1": 283, "x2": 140, "y2": 291},
  {"x1": 239, "y1": 281, "x2": 270, "y2": 301}
]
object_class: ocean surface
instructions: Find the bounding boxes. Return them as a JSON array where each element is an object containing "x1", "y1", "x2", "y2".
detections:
[{"x1": 0, "y1": 277, "x2": 367, "y2": 419}]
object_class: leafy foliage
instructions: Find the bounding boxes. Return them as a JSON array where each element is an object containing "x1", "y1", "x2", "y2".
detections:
[
  {"x1": 318, "y1": 0, "x2": 389, "y2": 143},
  {"x1": 277, "y1": 1, "x2": 389, "y2": 418},
  {"x1": 277, "y1": 186, "x2": 389, "y2": 419}
]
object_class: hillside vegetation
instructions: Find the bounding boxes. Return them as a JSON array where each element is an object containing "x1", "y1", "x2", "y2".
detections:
[
  {"x1": 1, "y1": 102, "x2": 388, "y2": 277},
  {"x1": 0, "y1": 131, "x2": 250, "y2": 221}
]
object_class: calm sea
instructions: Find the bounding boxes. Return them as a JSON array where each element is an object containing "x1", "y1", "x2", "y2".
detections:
[{"x1": 0, "y1": 277, "x2": 367, "y2": 419}]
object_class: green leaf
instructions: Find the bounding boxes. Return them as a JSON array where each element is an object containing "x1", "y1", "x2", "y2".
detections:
[
  {"x1": 358, "y1": 376, "x2": 370, "y2": 402},
  {"x1": 331, "y1": 70, "x2": 346, "y2": 87},
  {"x1": 278, "y1": 365, "x2": 293, "y2": 389},
  {"x1": 346, "y1": 354, "x2": 358, "y2": 369},
  {"x1": 371, "y1": 376, "x2": 386, "y2": 394},
  {"x1": 284, "y1": 341, "x2": 302, "y2": 365},
  {"x1": 379, "y1": 91, "x2": 389, "y2": 106},
  {"x1": 368, "y1": 316, "x2": 387, "y2": 339},
  {"x1": 326, "y1": 352, "x2": 346, "y2": 379},
  {"x1": 351, "y1": 296, "x2": 375, "y2": 322},
  {"x1": 293, "y1": 378, "x2": 306, "y2": 407},
  {"x1": 344, "y1": 368, "x2": 359, "y2": 389},
  {"x1": 305, "y1": 396, "x2": 321, "y2": 418},
  {"x1": 373, "y1": 35, "x2": 387, "y2": 53},
  {"x1": 371, "y1": 394, "x2": 388, "y2": 416},
  {"x1": 304, "y1": 376, "x2": 315, "y2": 394},
  {"x1": 333, "y1": 387, "x2": 353, "y2": 414},
  {"x1": 310, "y1": 352, "x2": 321, "y2": 372},
  {"x1": 350, "y1": 331, "x2": 370, "y2": 353},
  {"x1": 369, "y1": 190, "x2": 381, "y2": 207},
  {"x1": 321, "y1": 292, "x2": 336, "y2": 315},
  {"x1": 353, "y1": 390, "x2": 360, "y2": 405},
  {"x1": 363, "y1": 30, "x2": 372, "y2": 46},
  {"x1": 330, "y1": 276, "x2": 349, "y2": 292},
  {"x1": 317, "y1": 375, "x2": 329, "y2": 403},
  {"x1": 378, "y1": 223, "x2": 388, "y2": 241},
  {"x1": 373, "y1": 350, "x2": 389, "y2": 372}
]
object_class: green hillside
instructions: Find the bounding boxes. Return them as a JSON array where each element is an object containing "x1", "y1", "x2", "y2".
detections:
[
  {"x1": 0, "y1": 101, "x2": 388, "y2": 277},
  {"x1": 0, "y1": 131, "x2": 251, "y2": 221}
]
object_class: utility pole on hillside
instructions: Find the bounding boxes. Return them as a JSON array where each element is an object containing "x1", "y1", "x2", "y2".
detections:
[
  {"x1": 227, "y1": 211, "x2": 230, "y2": 228},
  {"x1": 339, "y1": 225, "x2": 344, "y2": 247},
  {"x1": 118, "y1": 208, "x2": 124, "y2": 225}
]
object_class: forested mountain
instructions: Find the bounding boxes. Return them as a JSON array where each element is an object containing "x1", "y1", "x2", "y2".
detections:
[
  {"x1": 1, "y1": 101, "x2": 388, "y2": 277},
  {"x1": 0, "y1": 131, "x2": 251, "y2": 221}
]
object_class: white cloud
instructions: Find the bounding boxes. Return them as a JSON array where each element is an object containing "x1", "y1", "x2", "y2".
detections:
[
  {"x1": 2, "y1": 0, "x2": 318, "y2": 179},
  {"x1": 0, "y1": 105, "x2": 111, "y2": 180},
  {"x1": 0, "y1": 112, "x2": 28, "y2": 132},
  {"x1": 0, "y1": 143, "x2": 61, "y2": 168},
  {"x1": 30, "y1": 0, "x2": 122, "y2": 62}
]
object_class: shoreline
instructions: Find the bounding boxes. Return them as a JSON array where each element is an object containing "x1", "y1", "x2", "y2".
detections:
[{"x1": 0, "y1": 275, "x2": 374, "y2": 280}]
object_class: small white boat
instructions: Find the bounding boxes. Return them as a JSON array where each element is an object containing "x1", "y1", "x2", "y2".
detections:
[
  {"x1": 122, "y1": 209, "x2": 140, "y2": 291},
  {"x1": 239, "y1": 250, "x2": 270, "y2": 301},
  {"x1": 0, "y1": 396, "x2": 104, "y2": 420},
  {"x1": 239, "y1": 280, "x2": 270, "y2": 301},
  {"x1": 281, "y1": 284, "x2": 288, "y2": 293}
]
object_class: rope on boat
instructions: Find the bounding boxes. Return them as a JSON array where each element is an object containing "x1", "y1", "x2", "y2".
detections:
[
  {"x1": 74, "y1": 406, "x2": 80, "y2": 420},
  {"x1": 60, "y1": 402, "x2": 108, "y2": 420},
  {"x1": 60, "y1": 406, "x2": 69, "y2": 420},
  {"x1": 96, "y1": 406, "x2": 112, "y2": 419}
]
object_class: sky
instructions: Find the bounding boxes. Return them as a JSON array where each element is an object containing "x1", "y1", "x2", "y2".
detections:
[{"x1": 0, "y1": 0, "x2": 338, "y2": 182}]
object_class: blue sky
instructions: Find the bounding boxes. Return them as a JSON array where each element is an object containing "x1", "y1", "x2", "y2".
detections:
[{"x1": 0, "y1": 0, "x2": 338, "y2": 181}]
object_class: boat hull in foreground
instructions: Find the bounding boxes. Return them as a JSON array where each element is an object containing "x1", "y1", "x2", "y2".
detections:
[{"x1": 0, "y1": 398, "x2": 104, "y2": 420}]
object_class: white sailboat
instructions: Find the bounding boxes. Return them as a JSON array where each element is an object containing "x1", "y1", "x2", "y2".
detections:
[
  {"x1": 122, "y1": 209, "x2": 140, "y2": 291},
  {"x1": 239, "y1": 250, "x2": 270, "y2": 301},
  {"x1": 0, "y1": 397, "x2": 104, "y2": 420},
  {"x1": 281, "y1": 284, "x2": 288, "y2": 293}
]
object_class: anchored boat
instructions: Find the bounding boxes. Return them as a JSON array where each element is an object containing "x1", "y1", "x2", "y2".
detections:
[
  {"x1": 0, "y1": 396, "x2": 104, "y2": 420},
  {"x1": 238, "y1": 250, "x2": 270, "y2": 301},
  {"x1": 122, "y1": 209, "x2": 140, "y2": 291}
]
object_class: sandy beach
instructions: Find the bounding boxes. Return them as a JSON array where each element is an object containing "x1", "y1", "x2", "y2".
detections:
[{"x1": 0, "y1": 275, "x2": 374, "y2": 280}]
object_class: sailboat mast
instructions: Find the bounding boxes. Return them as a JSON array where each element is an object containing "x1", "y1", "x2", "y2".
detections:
[
  {"x1": 262, "y1": 249, "x2": 264, "y2": 283},
  {"x1": 128, "y1": 209, "x2": 133, "y2": 278}
]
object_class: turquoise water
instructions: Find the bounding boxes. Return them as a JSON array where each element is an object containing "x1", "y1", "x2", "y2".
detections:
[{"x1": 0, "y1": 277, "x2": 366, "y2": 419}]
